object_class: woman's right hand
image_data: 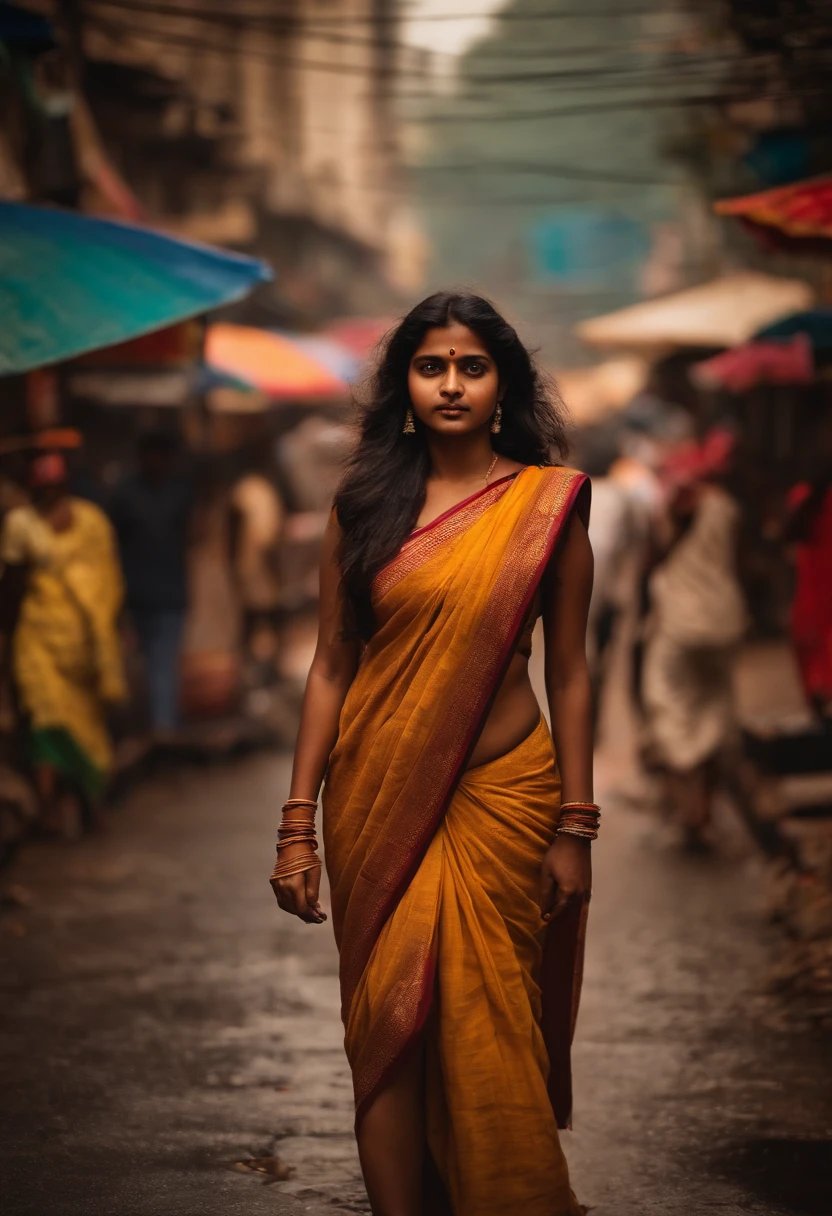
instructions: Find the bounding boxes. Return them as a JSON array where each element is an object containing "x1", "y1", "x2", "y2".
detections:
[{"x1": 271, "y1": 846, "x2": 327, "y2": 925}]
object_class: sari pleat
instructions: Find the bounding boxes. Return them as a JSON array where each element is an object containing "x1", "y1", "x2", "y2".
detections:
[
  {"x1": 426, "y1": 718, "x2": 581, "y2": 1215},
  {"x1": 323, "y1": 465, "x2": 589, "y2": 1215}
]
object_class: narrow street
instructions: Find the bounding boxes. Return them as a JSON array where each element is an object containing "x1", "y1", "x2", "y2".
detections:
[
  {"x1": 3, "y1": 3, "x2": 832, "y2": 1214},
  {"x1": 2, "y1": 737, "x2": 830, "y2": 1216}
]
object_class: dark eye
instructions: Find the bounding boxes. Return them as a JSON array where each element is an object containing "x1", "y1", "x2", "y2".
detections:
[
  {"x1": 466, "y1": 361, "x2": 485, "y2": 376},
  {"x1": 419, "y1": 361, "x2": 441, "y2": 375}
]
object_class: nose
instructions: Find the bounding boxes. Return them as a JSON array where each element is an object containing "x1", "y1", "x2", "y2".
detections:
[{"x1": 440, "y1": 364, "x2": 462, "y2": 401}]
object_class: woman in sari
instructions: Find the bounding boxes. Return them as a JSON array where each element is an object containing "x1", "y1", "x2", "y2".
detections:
[
  {"x1": 0, "y1": 452, "x2": 126, "y2": 834},
  {"x1": 271, "y1": 292, "x2": 595, "y2": 1216}
]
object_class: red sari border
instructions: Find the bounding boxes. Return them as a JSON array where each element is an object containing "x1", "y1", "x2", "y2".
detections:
[{"x1": 373, "y1": 470, "x2": 525, "y2": 601}]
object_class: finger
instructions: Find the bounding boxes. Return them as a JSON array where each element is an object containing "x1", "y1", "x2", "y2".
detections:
[
  {"x1": 543, "y1": 887, "x2": 574, "y2": 923},
  {"x1": 305, "y1": 867, "x2": 326, "y2": 923},
  {"x1": 278, "y1": 878, "x2": 301, "y2": 917},
  {"x1": 270, "y1": 876, "x2": 290, "y2": 911},
  {"x1": 290, "y1": 879, "x2": 313, "y2": 923}
]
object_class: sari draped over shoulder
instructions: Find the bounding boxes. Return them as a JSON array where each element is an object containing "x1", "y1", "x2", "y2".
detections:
[{"x1": 323, "y1": 465, "x2": 590, "y2": 1216}]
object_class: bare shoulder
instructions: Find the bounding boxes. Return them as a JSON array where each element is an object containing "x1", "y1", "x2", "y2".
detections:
[
  {"x1": 493, "y1": 456, "x2": 530, "y2": 479},
  {"x1": 324, "y1": 504, "x2": 342, "y2": 540},
  {"x1": 319, "y1": 508, "x2": 345, "y2": 577},
  {"x1": 542, "y1": 496, "x2": 593, "y2": 596},
  {"x1": 560, "y1": 512, "x2": 593, "y2": 606}
]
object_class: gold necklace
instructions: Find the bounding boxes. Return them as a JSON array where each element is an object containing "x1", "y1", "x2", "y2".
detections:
[{"x1": 485, "y1": 453, "x2": 498, "y2": 485}]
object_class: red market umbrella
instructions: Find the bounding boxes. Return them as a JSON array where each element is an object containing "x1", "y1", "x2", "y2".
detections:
[
  {"x1": 715, "y1": 175, "x2": 832, "y2": 253},
  {"x1": 690, "y1": 333, "x2": 814, "y2": 393}
]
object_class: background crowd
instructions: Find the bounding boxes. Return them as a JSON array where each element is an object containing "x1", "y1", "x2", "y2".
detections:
[{"x1": 2, "y1": 366, "x2": 831, "y2": 857}]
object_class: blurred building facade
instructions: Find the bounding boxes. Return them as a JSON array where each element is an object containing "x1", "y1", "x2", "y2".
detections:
[
  {"x1": 667, "y1": 0, "x2": 832, "y2": 287},
  {"x1": 4, "y1": 0, "x2": 415, "y2": 319}
]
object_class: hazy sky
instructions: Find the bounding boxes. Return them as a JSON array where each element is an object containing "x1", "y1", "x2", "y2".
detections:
[{"x1": 402, "y1": 0, "x2": 502, "y2": 58}]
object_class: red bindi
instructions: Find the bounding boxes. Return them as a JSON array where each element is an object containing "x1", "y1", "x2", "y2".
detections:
[{"x1": 449, "y1": 347, "x2": 455, "y2": 356}]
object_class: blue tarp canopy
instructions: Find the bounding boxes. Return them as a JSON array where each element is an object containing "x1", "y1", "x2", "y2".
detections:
[{"x1": 0, "y1": 202, "x2": 273, "y2": 375}]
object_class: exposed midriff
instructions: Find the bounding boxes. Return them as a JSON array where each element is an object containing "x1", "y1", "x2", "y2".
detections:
[{"x1": 466, "y1": 588, "x2": 543, "y2": 770}]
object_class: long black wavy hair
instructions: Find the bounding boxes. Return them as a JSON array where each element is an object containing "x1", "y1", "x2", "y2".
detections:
[{"x1": 334, "y1": 290, "x2": 569, "y2": 639}]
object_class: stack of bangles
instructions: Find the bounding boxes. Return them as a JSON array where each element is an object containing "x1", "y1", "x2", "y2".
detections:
[
  {"x1": 556, "y1": 800, "x2": 601, "y2": 841},
  {"x1": 270, "y1": 798, "x2": 322, "y2": 881}
]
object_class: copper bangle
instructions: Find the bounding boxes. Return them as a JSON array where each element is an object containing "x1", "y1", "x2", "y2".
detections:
[
  {"x1": 271, "y1": 852, "x2": 322, "y2": 880},
  {"x1": 276, "y1": 829, "x2": 318, "y2": 845},
  {"x1": 557, "y1": 803, "x2": 601, "y2": 841},
  {"x1": 556, "y1": 817, "x2": 599, "y2": 841}
]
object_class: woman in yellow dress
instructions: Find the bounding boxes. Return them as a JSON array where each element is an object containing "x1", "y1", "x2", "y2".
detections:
[
  {"x1": 0, "y1": 452, "x2": 126, "y2": 832},
  {"x1": 271, "y1": 292, "x2": 596, "y2": 1215}
]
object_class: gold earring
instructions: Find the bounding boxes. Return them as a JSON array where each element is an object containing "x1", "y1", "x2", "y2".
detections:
[
  {"x1": 491, "y1": 402, "x2": 502, "y2": 434},
  {"x1": 403, "y1": 408, "x2": 416, "y2": 434}
]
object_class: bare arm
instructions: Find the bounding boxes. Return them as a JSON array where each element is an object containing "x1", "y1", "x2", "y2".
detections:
[
  {"x1": 288, "y1": 512, "x2": 360, "y2": 800},
  {"x1": 539, "y1": 511, "x2": 595, "y2": 921},
  {"x1": 543, "y1": 511, "x2": 594, "y2": 804},
  {"x1": 272, "y1": 512, "x2": 360, "y2": 924}
]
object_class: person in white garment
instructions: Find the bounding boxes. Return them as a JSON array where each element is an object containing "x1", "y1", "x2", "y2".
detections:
[{"x1": 642, "y1": 429, "x2": 748, "y2": 849}]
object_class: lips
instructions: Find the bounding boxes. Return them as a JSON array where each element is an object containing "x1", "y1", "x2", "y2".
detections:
[{"x1": 435, "y1": 405, "x2": 469, "y2": 416}]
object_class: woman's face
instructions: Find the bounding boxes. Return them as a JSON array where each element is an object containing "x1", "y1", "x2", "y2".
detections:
[{"x1": 407, "y1": 322, "x2": 502, "y2": 436}]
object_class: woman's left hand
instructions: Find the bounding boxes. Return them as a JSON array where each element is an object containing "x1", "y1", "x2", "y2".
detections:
[{"x1": 540, "y1": 834, "x2": 592, "y2": 923}]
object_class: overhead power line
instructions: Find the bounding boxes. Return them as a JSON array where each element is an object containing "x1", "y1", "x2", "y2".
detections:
[
  {"x1": 412, "y1": 83, "x2": 826, "y2": 122},
  {"x1": 88, "y1": 1, "x2": 669, "y2": 29},
  {"x1": 84, "y1": 12, "x2": 821, "y2": 122},
  {"x1": 412, "y1": 158, "x2": 674, "y2": 184},
  {"x1": 85, "y1": 9, "x2": 756, "y2": 97},
  {"x1": 87, "y1": 0, "x2": 724, "y2": 69},
  {"x1": 82, "y1": 2, "x2": 821, "y2": 126},
  {"x1": 85, "y1": 13, "x2": 404, "y2": 78},
  {"x1": 398, "y1": 2, "x2": 666, "y2": 21}
]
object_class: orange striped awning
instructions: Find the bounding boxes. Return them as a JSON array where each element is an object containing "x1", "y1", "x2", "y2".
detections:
[
  {"x1": 205, "y1": 323, "x2": 347, "y2": 400},
  {"x1": 715, "y1": 175, "x2": 832, "y2": 242}
]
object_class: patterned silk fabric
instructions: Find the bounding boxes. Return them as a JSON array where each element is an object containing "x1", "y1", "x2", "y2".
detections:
[{"x1": 323, "y1": 465, "x2": 589, "y2": 1216}]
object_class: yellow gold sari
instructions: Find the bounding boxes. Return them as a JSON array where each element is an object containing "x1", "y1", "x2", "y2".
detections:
[
  {"x1": 2, "y1": 499, "x2": 126, "y2": 798},
  {"x1": 323, "y1": 465, "x2": 589, "y2": 1216}
]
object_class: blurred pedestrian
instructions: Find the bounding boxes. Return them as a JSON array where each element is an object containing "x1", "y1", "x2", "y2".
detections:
[
  {"x1": 0, "y1": 452, "x2": 126, "y2": 835},
  {"x1": 110, "y1": 430, "x2": 192, "y2": 739},
  {"x1": 786, "y1": 467, "x2": 832, "y2": 720},
  {"x1": 642, "y1": 429, "x2": 748, "y2": 849},
  {"x1": 271, "y1": 292, "x2": 593, "y2": 1215},
  {"x1": 228, "y1": 455, "x2": 285, "y2": 674},
  {"x1": 578, "y1": 429, "x2": 640, "y2": 728}
]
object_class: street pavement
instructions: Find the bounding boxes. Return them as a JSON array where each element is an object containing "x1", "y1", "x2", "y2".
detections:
[{"x1": 1, "y1": 745, "x2": 831, "y2": 1216}]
